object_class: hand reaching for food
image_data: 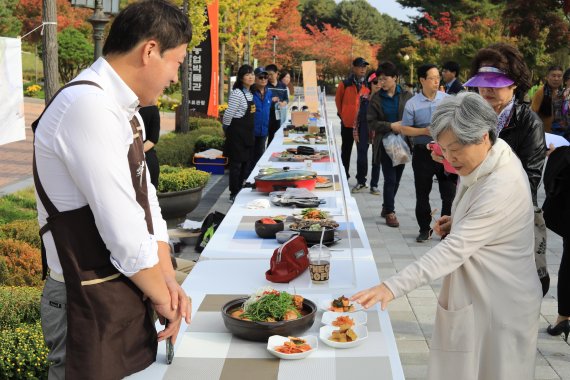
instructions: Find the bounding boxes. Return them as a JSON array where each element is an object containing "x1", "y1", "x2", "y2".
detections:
[{"x1": 351, "y1": 283, "x2": 394, "y2": 310}]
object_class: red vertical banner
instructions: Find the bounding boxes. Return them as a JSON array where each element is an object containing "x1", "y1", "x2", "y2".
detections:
[
  {"x1": 188, "y1": 0, "x2": 219, "y2": 118},
  {"x1": 207, "y1": 0, "x2": 219, "y2": 118}
]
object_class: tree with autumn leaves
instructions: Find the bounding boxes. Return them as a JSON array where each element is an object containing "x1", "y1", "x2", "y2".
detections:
[{"x1": 252, "y1": 0, "x2": 376, "y2": 84}]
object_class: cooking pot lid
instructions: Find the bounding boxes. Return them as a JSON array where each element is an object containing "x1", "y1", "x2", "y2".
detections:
[{"x1": 256, "y1": 168, "x2": 317, "y2": 181}]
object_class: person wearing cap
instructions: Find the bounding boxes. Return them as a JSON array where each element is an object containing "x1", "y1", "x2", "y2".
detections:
[
  {"x1": 531, "y1": 65, "x2": 565, "y2": 134},
  {"x1": 335, "y1": 57, "x2": 371, "y2": 181},
  {"x1": 441, "y1": 61, "x2": 464, "y2": 95},
  {"x1": 250, "y1": 67, "x2": 274, "y2": 172},
  {"x1": 462, "y1": 43, "x2": 549, "y2": 297},
  {"x1": 397, "y1": 64, "x2": 455, "y2": 243},
  {"x1": 265, "y1": 64, "x2": 288, "y2": 146}
]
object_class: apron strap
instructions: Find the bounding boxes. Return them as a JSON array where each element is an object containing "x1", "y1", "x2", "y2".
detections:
[{"x1": 32, "y1": 80, "x2": 103, "y2": 279}]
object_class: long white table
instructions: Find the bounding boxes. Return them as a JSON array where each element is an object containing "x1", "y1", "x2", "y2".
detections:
[{"x1": 129, "y1": 103, "x2": 404, "y2": 379}]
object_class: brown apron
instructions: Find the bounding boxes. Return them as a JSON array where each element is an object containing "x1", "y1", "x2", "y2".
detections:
[{"x1": 33, "y1": 81, "x2": 158, "y2": 379}]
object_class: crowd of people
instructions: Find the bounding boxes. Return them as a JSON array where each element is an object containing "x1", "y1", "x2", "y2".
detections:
[{"x1": 344, "y1": 43, "x2": 570, "y2": 379}]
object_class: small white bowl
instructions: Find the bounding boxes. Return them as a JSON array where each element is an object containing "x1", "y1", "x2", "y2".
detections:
[
  {"x1": 319, "y1": 325, "x2": 368, "y2": 349},
  {"x1": 320, "y1": 298, "x2": 363, "y2": 313},
  {"x1": 266, "y1": 335, "x2": 318, "y2": 360},
  {"x1": 321, "y1": 311, "x2": 367, "y2": 326}
]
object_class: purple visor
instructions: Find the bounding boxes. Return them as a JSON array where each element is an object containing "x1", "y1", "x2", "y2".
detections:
[{"x1": 463, "y1": 67, "x2": 514, "y2": 88}]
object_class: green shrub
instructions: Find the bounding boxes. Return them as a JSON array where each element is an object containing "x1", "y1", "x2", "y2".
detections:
[
  {"x1": 188, "y1": 117, "x2": 221, "y2": 131},
  {"x1": 0, "y1": 220, "x2": 41, "y2": 249},
  {"x1": 155, "y1": 127, "x2": 224, "y2": 167},
  {"x1": 194, "y1": 135, "x2": 225, "y2": 153},
  {"x1": 0, "y1": 239, "x2": 43, "y2": 287},
  {"x1": 0, "y1": 322, "x2": 49, "y2": 379},
  {"x1": 0, "y1": 287, "x2": 41, "y2": 329},
  {"x1": 158, "y1": 166, "x2": 210, "y2": 193},
  {"x1": 0, "y1": 188, "x2": 37, "y2": 225}
]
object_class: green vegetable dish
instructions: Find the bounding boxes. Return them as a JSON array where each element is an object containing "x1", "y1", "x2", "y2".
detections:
[{"x1": 229, "y1": 288, "x2": 305, "y2": 322}]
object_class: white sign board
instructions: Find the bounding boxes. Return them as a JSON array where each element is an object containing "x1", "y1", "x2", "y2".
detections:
[{"x1": 0, "y1": 37, "x2": 25, "y2": 146}]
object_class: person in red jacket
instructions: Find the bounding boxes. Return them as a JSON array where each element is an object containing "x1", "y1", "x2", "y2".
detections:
[{"x1": 336, "y1": 57, "x2": 371, "y2": 180}]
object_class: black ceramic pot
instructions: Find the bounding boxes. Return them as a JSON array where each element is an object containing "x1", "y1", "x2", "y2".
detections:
[{"x1": 221, "y1": 297, "x2": 317, "y2": 342}]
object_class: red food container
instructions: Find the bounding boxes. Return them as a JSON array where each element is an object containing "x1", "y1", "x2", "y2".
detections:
[{"x1": 253, "y1": 168, "x2": 317, "y2": 193}]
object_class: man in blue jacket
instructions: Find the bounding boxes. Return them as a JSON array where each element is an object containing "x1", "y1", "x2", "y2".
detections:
[{"x1": 250, "y1": 67, "x2": 274, "y2": 172}]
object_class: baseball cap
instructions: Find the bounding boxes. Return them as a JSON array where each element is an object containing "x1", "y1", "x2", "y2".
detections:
[
  {"x1": 254, "y1": 67, "x2": 268, "y2": 76},
  {"x1": 352, "y1": 57, "x2": 369, "y2": 67},
  {"x1": 463, "y1": 66, "x2": 514, "y2": 88}
]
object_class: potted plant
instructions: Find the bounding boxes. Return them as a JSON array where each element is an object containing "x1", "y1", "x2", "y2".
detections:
[{"x1": 157, "y1": 165, "x2": 210, "y2": 219}]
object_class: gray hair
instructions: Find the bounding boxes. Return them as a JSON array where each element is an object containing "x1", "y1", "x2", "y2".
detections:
[{"x1": 430, "y1": 92, "x2": 498, "y2": 145}]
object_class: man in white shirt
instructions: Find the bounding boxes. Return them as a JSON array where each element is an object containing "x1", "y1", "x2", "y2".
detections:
[{"x1": 33, "y1": 1, "x2": 192, "y2": 378}]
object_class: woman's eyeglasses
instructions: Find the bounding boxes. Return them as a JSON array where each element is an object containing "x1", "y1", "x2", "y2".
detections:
[
  {"x1": 257, "y1": 75, "x2": 268, "y2": 80},
  {"x1": 371, "y1": 80, "x2": 379, "y2": 85}
]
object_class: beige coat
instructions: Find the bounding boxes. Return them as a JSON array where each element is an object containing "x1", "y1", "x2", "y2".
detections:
[{"x1": 384, "y1": 139, "x2": 542, "y2": 380}]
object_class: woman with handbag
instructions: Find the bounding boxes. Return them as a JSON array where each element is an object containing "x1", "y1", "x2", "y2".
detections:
[
  {"x1": 354, "y1": 92, "x2": 542, "y2": 380},
  {"x1": 367, "y1": 61, "x2": 412, "y2": 227}
]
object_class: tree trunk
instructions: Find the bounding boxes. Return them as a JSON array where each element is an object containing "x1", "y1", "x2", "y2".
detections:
[
  {"x1": 42, "y1": 0, "x2": 58, "y2": 103},
  {"x1": 177, "y1": 0, "x2": 190, "y2": 133}
]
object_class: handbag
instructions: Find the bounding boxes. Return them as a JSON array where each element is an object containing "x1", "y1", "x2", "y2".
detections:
[
  {"x1": 265, "y1": 235, "x2": 310, "y2": 283},
  {"x1": 195, "y1": 211, "x2": 226, "y2": 253},
  {"x1": 534, "y1": 207, "x2": 550, "y2": 296}
]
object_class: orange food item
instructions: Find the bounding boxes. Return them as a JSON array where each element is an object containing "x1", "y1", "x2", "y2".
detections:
[
  {"x1": 332, "y1": 316, "x2": 354, "y2": 327},
  {"x1": 230, "y1": 308, "x2": 245, "y2": 319},
  {"x1": 329, "y1": 296, "x2": 356, "y2": 312},
  {"x1": 274, "y1": 337, "x2": 312, "y2": 354},
  {"x1": 316, "y1": 176, "x2": 328, "y2": 183},
  {"x1": 260, "y1": 218, "x2": 277, "y2": 224}
]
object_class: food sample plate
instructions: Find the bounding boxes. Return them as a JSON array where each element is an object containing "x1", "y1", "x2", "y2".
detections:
[
  {"x1": 267, "y1": 335, "x2": 318, "y2": 360},
  {"x1": 321, "y1": 311, "x2": 367, "y2": 326},
  {"x1": 320, "y1": 298, "x2": 364, "y2": 313},
  {"x1": 319, "y1": 325, "x2": 368, "y2": 349}
]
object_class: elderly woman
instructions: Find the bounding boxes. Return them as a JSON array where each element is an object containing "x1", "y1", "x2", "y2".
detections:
[{"x1": 353, "y1": 92, "x2": 542, "y2": 380}]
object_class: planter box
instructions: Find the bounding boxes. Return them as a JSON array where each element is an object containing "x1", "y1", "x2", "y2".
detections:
[{"x1": 193, "y1": 155, "x2": 227, "y2": 175}]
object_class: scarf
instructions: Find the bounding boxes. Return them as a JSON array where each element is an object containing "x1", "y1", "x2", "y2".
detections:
[{"x1": 496, "y1": 97, "x2": 515, "y2": 135}]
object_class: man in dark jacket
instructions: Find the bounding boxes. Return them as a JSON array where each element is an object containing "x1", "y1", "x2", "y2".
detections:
[
  {"x1": 335, "y1": 57, "x2": 370, "y2": 181},
  {"x1": 441, "y1": 61, "x2": 464, "y2": 95}
]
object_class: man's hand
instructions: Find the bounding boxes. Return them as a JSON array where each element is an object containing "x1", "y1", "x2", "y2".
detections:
[
  {"x1": 351, "y1": 283, "x2": 394, "y2": 310},
  {"x1": 390, "y1": 122, "x2": 401, "y2": 134}
]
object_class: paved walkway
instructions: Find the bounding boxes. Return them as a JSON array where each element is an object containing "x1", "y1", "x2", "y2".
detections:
[{"x1": 1, "y1": 96, "x2": 569, "y2": 379}]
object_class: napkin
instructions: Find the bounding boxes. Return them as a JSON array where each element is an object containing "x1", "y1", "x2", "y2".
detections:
[
  {"x1": 179, "y1": 219, "x2": 202, "y2": 230},
  {"x1": 246, "y1": 199, "x2": 271, "y2": 209}
]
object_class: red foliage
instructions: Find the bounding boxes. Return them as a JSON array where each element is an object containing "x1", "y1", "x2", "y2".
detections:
[
  {"x1": 253, "y1": 0, "x2": 375, "y2": 80},
  {"x1": 417, "y1": 12, "x2": 460, "y2": 44},
  {"x1": 0, "y1": 239, "x2": 43, "y2": 287},
  {"x1": 16, "y1": 0, "x2": 92, "y2": 42}
]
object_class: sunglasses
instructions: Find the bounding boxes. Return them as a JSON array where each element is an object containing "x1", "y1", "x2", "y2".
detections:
[{"x1": 257, "y1": 75, "x2": 268, "y2": 80}]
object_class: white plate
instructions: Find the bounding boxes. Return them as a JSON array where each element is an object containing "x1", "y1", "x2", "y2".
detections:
[
  {"x1": 319, "y1": 325, "x2": 368, "y2": 349},
  {"x1": 320, "y1": 298, "x2": 363, "y2": 313},
  {"x1": 266, "y1": 335, "x2": 318, "y2": 360},
  {"x1": 321, "y1": 311, "x2": 367, "y2": 326}
]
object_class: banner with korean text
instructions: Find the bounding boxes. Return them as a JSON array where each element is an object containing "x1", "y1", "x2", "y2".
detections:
[
  {"x1": 188, "y1": 0, "x2": 219, "y2": 117},
  {"x1": 0, "y1": 37, "x2": 25, "y2": 146}
]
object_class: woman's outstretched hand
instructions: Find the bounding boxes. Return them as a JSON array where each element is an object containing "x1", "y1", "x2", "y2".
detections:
[{"x1": 351, "y1": 283, "x2": 395, "y2": 310}]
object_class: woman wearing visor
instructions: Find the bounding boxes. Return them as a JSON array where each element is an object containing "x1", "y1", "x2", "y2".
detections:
[{"x1": 463, "y1": 44, "x2": 549, "y2": 291}]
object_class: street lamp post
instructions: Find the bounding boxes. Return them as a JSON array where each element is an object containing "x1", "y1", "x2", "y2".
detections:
[
  {"x1": 272, "y1": 35, "x2": 278, "y2": 64},
  {"x1": 403, "y1": 54, "x2": 414, "y2": 86},
  {"x1": 88, "y1": 0, "x2": 110, "y2": 61}
]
